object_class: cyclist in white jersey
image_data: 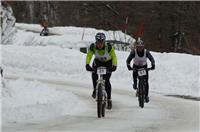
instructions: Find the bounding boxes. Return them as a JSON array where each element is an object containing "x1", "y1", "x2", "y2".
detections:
[{"x1": 126, "y1": 38, "x2": 155, "y2": 102}]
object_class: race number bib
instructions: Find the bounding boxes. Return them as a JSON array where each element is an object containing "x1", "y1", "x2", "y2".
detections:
[
  {"x1": 138, "y1": 69, "x2": 146, "y2": 76},
  {"x1": 97, "y1": 67, "x2": 107, "y2": 75}
]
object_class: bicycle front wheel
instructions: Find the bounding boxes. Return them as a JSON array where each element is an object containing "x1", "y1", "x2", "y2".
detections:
[
  {"x1": 97, "y1": 85, "x2": 103, "y2": 118},
  {"x1": 138, "y1": 79, "x2": 144, "y2": 108}
]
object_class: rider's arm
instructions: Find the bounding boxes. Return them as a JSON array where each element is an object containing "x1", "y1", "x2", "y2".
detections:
[
  {"x1": 126, "y1": 50, "x2": 135, "y2": 65},
  {"x1": 109, "y1": 47, "x2": 117, "y2": 66},
  {"x1": 86, "y1": 44, "x2": 95, "y2": 65},
  {"x1": 146, "y1": 50, "x2": 155, "y2": 65}
]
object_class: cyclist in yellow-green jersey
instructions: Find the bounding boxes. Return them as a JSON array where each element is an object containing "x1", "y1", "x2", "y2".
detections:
[{"x1": 85, "y1": 32, "x2": 117, "y2": 109}]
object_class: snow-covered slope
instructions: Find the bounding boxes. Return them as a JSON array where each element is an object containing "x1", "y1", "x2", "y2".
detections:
[
  {"x1": 1, "y1": 23, "x2": 199, "y2": 124},
  {"x1": 2, "y1": 45, "x2": 199, "y2": 97},
  {"x1": 2, "y1": 23, "x2": 199, "y2": 97},
  {"x1": 14, "y1": 23, "x2": 134, "y2": 48}
]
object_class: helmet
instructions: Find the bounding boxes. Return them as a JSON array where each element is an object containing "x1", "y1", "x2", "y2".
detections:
[
  {"x1": 135, "y1": 37, "x2": 144, "y2": 52},
  {"x1": 135, "y1": 37, "x2": 144, "y2": 46},
  {"x1": 95, "y1": 32, "x2": 106, "y2": 42}
]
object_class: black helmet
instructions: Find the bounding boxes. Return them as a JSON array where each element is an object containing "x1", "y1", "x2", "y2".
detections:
[{"x1": 95, "y1": 32, "x2": 106, "y2": 42}]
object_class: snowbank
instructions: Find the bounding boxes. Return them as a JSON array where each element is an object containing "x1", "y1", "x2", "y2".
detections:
[
  {"x1": 2, "y1": 45, "x2": 199, "y2": 97},
  {"x1": 1, "y1": 23, "x2": 199, "y2": 123},
  {"x1": 2, "y1": 78, "x2": 86, "y2": 123}
]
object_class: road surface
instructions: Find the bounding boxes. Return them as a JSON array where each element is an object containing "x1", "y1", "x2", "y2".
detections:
[{"x1": 2, "y1": 74, "x2": 200, "y2": 132}]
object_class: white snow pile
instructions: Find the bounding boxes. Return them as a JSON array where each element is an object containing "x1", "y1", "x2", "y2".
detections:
[
  {"x1": 1, "y1": 23, "x2": 199, "y2": 123},
  {"x1": 2, "y1": 78, "x2": 85, "y2": 123}
]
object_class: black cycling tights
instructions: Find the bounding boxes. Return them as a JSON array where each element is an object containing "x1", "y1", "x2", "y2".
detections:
[{"x1": 92, "y1": 72, "x2": 112, "y2": 99}]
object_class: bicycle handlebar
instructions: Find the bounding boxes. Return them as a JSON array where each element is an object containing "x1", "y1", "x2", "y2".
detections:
[
  {"x1": 89, "y1": 68, "x2": 112, "y2": 74},
  {"x1": 132, "y1": 67, "x2": 153, "y2": 72}
]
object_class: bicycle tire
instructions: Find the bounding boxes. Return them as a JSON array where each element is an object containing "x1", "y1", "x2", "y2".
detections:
[
  {"x1": 138, "y1": 79, "x2": 144, "y2": 108},
  {"x1": 97, "y1": 85, "x2": 103, "y2": 118}
]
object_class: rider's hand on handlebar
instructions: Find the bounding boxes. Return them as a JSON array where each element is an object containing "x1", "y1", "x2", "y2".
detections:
[
  {"x1": 127, "y1": 65, "x2": 133, "y2": 71},
  {"x1": 86, "y1": 64, "x2": 94, "y2": 71},
  {"x1": 132, "y1": 68, "x2": 137, "y2": 72},
  {"x1": 111, "y1": 65, "x2": 117, "y2": 72}
]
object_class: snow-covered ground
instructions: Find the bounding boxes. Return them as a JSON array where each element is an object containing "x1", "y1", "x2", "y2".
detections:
[
  {"x1": 1, "y1": 23, "x2": 200, "y2": 125},
  {"x1": 2, "y1": 78, "x2": 86, "y2": 123}
]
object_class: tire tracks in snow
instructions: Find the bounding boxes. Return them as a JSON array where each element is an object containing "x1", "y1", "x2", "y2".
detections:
[{"x1": 3, "y1": 73, "x2": 200, "y2": 132}]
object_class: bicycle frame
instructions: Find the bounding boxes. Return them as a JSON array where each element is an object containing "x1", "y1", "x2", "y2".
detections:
[
  {"x1": 95, "y1": 67, "x2": 107, "y2": 118},
  {"x1": 137, "y1": 68, "x2": 150, "y2": 108},
  {"x1": 96, "y1": 75, "x2": 107, "y2": 102}
]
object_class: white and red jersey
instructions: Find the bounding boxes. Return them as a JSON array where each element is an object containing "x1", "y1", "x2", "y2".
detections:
[{"x1": 133, "y1": 49, "x2": 147, "y2": 66}]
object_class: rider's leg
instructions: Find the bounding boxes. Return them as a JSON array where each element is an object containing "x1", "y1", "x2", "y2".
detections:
[
  {"x1": 146, "y1": 71, "x2": 149, "y2": 97},
  {"x1": 145, "y1": 72, "x2": 149, "y2": 102},
  {"x1": 91, "y1": 60, "x2": 100, "y2": 98},
  {"x1": 104, "y1": 73, "x2": 112, "y2": 100},
  {"x1": 146, "y1": 83, "x2": 149, "y2": 97},
  {"x1": 92, "y1": 73, "x2": 98, "y2": 98},
  {"x1": 133, "y1": 70, "x2": 138, "y2": 90},
  {"x1": 104, "y1": 73, "x2": 112, "y2": 109}
]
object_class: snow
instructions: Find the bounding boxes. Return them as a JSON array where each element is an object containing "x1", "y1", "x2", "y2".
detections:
[
  {"x1": 2, "y1": 79, "x2": 85, "y2": 123},
  {"x1": 1, "y1": 4, "x2": 16, "y2": 44},
  {"x1": 14, "y1": 23, "x2": 134, "y2": 48},
  {"x1": 1, "y1": 23, "x2": 200, "y2": 124}
]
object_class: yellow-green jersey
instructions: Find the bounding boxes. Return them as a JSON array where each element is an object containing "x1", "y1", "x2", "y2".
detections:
[{"x1": 86, "y1": 43, "x2": 117, "y2": 66}]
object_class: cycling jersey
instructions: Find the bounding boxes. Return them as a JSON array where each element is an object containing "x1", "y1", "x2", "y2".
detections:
[
  {"x1": 133, "y1": 49, "x2": 147, "y2": 66},
  {"x1": 86, "y1": 43, "x2": 117, "y2": 66},
  {"x1": 126, "y1": 49, "x2": 155, "y2": 67}
]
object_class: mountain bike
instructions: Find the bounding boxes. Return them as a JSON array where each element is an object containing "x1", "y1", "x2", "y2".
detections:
[
  {"x1": 95, "y1": 67, "x2": 108, "y2": 118},
  {"x1": 135, "y1": 68, "x2": 151, "y2": 108}
]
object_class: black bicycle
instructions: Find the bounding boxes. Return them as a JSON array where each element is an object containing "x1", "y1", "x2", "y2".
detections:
[
  {"x1": 135, "y1": 68, "x2": 151, "y2": 108},
  {"x1": 95, "y1": 67, "x2": 108, "y2": 118}
]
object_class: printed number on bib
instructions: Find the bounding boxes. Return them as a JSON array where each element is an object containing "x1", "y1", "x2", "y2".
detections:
[
  {"x1": 138, "y1": 69, "x2": 146, "y2": 76},
  {"x1": 97, "y1": 67, "x2": 107, "y2": 75}
]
